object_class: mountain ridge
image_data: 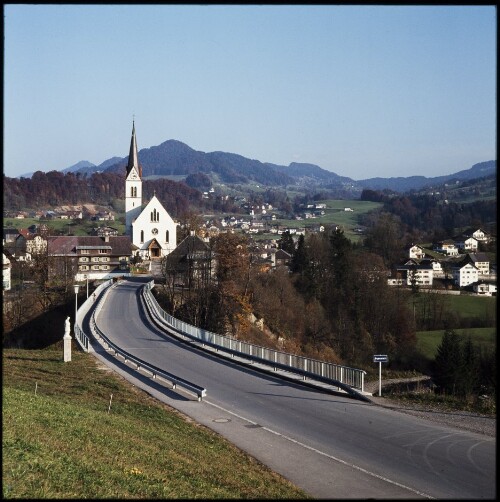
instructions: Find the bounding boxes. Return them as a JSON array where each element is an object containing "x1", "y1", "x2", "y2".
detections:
[{"x1": 16, "y1": 139, "x2": 496, "y2": 194}]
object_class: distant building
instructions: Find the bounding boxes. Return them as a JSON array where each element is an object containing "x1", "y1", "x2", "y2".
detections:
[
  {"x1": 124, "y1": 121, "x2": 177, "y2": 259},
  {"x1": 3, "y1": 253, "x2": 11, "y2": 290},
  {"x1": 47, "y1": 235, "x2": 132, "y2": 282}
]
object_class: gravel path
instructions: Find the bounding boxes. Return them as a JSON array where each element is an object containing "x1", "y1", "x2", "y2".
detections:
[{"x1": 365, "y1": 377, "x2": 496, "y2": 438}]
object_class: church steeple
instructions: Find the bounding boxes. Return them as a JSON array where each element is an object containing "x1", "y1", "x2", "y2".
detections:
[{"x1": 126, "y1": 120, "x2": 140, "y2": 176}]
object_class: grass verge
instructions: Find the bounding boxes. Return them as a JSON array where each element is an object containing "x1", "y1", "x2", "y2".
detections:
[{"x1": 3, "y1": 347, "x2": 309, "y2": 499}]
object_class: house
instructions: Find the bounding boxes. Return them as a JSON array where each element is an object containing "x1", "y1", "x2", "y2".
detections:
[
  {"x1": 434, "y1": 239, "x2": 459, "y2": 256},
  {"x1": 26, "y1": 235, "x2": 48, "y2": 256},
  {"x1": 451, "y1": 262, "x2": 479, "y2": 287},
  {"x1": 92, "y1": 210, "x2": 115, "y2": 221},
  {"x1": 466, "y1": 252, "x2": 490, "y2": 275},
  {"x1": 464, "y1": 228, "x2": 491, "y2": 243},
  {"x1": 164, "y1": 232, "x2": 214, "y2": 287},
  {"x1": 3, "y1": 228, "x2": 20, "y2": 244},
  {"x1": 66, "y1": 210, "x2": 83, "y2": 220},
  {"x1": 473, "y1": 282, "x2": 496, "y2": 296},
  {"x1": 419, "y1": 258, "x2": 444, "y2": 277},
  {"x1": 92, "y1": 226, "x2": 119, "y2": 237},
  {"x1": 272, "y1": 249, "x2": 292, "y2": 268},
  {"x1": 408, "y1": 244, "x2": 426, "y2": 260},
  {"x1": 2, "y1": 253, "x2": 11, "y2": 290},
  {"x1": 47, "y1": 235, "x2": 132, "y2": 283},
  {"x1": 454, "y1": 236, "x2": 478, "y2": 252},
  {"x1": 395, "y1": 263, "x2": 434, "y2": 287}
]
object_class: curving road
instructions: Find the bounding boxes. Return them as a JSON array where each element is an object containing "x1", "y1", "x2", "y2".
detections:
[{"x1": 92, "y1": 278, "x2": 495, "y2": 499}]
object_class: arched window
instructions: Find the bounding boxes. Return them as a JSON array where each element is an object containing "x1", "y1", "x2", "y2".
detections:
[
  {"x1": 151, "y1": 208, "x2": 159, "y2": 222},
  {"x1": 140, "y1": 230, "x2": 144, "y2": 243},
  {"x1": 166, "y1": 230, "x2": 169, "y2": 243},
  {"x1": 131, "y1": 186, "x2": 137, "y2": 197}
]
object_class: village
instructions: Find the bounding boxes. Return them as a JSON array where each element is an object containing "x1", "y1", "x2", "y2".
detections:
[{"x1": 2, "y1": 200, "x2": 496, "y2": 298}]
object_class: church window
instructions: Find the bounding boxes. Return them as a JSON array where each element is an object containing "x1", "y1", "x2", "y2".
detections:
[
  {"x1": 166, "y1": 230, "x2": 169, "y2": 243},
  {"x1": 130, "y1": 186, "x2": 137, "y2": 197},
  {"x1": 151, "y1": 208, "x2": 159, "y2": 222},
  {"x1": 140, "y1": 230, "x2": 144, "y2": 243}
]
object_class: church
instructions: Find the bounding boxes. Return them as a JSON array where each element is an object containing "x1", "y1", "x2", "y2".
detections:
[{"x1": 125, "y1": 121, "x2": 177, "y2": 259}]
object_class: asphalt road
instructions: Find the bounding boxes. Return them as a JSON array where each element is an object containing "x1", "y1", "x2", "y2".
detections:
[{"x1": 92, "y1": 278, "x2": 496, "y2": 499}]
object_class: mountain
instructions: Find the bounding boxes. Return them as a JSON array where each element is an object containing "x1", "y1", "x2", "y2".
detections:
[
  {"x1": 61, "y1": 160, "x2": 96, "y2": 174},
  {"x1": 24, "y1": 136, "x2": 496, "y2": 194},
  {"x1": 357, "y1": 160, "x2": 497, "y2": 192}
]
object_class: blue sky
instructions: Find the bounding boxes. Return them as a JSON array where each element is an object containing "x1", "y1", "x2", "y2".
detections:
[{"x1": 4, "y1": 5, "x2": 496, "y2": 180}]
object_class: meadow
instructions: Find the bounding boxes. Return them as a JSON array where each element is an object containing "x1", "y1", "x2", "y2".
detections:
[{"x1": 2, "y1": 348, "x2": 308, "y2": 499}]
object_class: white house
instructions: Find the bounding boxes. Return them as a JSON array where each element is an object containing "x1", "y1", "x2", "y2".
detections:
[
  {"x1": 3, "y1": 253, "x2": 11, "y2": 290},
  {"x1": 124, "y1": 122, "x2": 177, "y2": 259},
  {"x1": 454, "y1": 236, "x2": 478, "y2": 252},
  {"x1": 452, "y1": 262, "x2": 479, "y2": 287},
  {"x1": 396, "y1": 263, "x2": 434, "y2": 287},
  {"x1": 470, "y1": 228, "x2": 490, "y2": 243},
  {"x1": 26, "y1": 235, "x2": 48, "y2": 256},
  {"x1": 467, "y1": 252, "x2": 490, "y2": 275},
  {"x1": 473, "y1": 282, "x2": 496, "y2": 296},
  {"x1": 434, "y1": 240, "x2": 459, "y2": 256},
  {"x1": 408, "y1": 244, "x2": 426, "y2": 259}
]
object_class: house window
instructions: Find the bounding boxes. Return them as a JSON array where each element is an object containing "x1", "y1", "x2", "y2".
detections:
[
  {"x1": 98, "y1": 249, "x2": 108, "y2": 254},
  {"x1": 92, "y1": 265, "x2": 100, "y2": 270},
  {"x1": 79, "y1": 257, "x2": 89, "y2": 262},
  {"x1": 81, "y1": 249, "x2": 90, "y2": 255},
  {"x1": 140, "y1": 230, "x2": 144, "y2": 243},
  {"x1": 91, "y1": 257, "x2": 99, "y2": 262},
  {"x1": 80, "y1": 265, "x2": 89, "y2": 271}
]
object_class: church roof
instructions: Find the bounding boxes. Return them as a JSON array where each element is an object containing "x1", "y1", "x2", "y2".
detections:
[{"x1": 126, "y1": 121, "x2": 140, "y2": 176}]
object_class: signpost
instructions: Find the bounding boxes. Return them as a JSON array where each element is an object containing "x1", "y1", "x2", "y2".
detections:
[{"x1": 373, "y1": 355, "x2": 388, "y2": 396}]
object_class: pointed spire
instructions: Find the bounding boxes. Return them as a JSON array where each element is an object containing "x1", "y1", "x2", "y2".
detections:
[{"x1": 126, "y1": 120, "x2": 140, "y2": 176}]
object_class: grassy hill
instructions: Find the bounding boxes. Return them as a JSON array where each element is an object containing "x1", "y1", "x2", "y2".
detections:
[{"x1": 2, "y1": 347, "x2": 308, "y2": 499}]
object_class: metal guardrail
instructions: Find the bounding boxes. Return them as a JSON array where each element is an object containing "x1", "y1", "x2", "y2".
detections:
[
  {"x1": 74, "y1": 279, "x2": 114, "y2": 352},
  {"x1": 89, "y1": 282, "x2": 206, "y2": 402},
  {"x1": 142, "y1": 280, "x2": 366, "y2": 395}
]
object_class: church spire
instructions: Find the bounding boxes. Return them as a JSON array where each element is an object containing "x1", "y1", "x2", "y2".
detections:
[{"x1": 126, "y1": 120, "x2": 140, "y2": 176}]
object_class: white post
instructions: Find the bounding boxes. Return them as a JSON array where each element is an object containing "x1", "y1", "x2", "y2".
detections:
[
  {"x1": 64, "y1": 316, "x2": 72, "y2": 362},
  {"x1": 379, "y1": 361, "x2": 382, "y2": 397}
]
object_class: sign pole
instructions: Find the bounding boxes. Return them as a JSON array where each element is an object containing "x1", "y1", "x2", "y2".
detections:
[
  {"x1": 373, "y1": 355, "x2": 388, "y2": 397},
  {"x1": 379, "y1": 361, "x2": 382, "y2": 397}
]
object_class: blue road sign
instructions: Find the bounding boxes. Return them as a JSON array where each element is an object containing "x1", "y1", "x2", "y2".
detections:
[{"x1": 373, "y1": 354, "x2": 388, "y2": 363}]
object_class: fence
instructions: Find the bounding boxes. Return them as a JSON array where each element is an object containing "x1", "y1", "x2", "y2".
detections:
[
  {"x1": 74, "y1": 279, "x2": 113, "y2": 352},
  {"x1": 142, "y1": 280, "x2": 366, "y2": 394}
]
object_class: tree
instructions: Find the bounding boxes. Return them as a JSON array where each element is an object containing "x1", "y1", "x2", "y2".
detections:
[
  {"x1": 278, "y1": 230, "x2": 295, "y2": 255},
  {"x1": 433, "y1": 330, "x2": 463, "y2": 395}
]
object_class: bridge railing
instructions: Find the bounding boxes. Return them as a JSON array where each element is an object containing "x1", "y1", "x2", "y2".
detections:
[
  {"x1": 74, "y1": 279, "x2": 114, "y2": 352},
  {"x1": 89, "y1": 290, "x2": 206, "y2": 401},
  {"x1": 142, "y1": 280, "x2": 366, "y2": 394}
]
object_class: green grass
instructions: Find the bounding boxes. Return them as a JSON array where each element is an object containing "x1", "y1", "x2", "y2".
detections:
[
  {"x1": 443, "y1": 294, "x2": 496, "y2": 319},
  {"x1": 4, "y1": 217, "x2": 125, "y2": 236},
  {"x1": 416, "y1": 327, "x2": 496, "y2": 360},
  {"x1": 2, "y1": 348, "x2": 308, "y2": 499}
]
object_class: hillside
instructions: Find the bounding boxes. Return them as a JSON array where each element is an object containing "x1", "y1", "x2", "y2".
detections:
[{"x1": 20, "y1": 136, "x2": 495, "y2": 195}]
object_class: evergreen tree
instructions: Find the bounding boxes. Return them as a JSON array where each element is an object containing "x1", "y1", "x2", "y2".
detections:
[
  {"x1": 433, "y1": 330, "x2": 463, "y2": 395},
  {"x1": 278, "y1": 230, "x2": 295, "y2": 255},
  {"x1": 290, "y1": 234, "x2": 307, "y2": 274}
]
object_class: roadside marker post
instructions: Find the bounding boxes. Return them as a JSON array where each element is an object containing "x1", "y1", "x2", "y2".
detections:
[{"x1": 373, "y1": 355, "x2": 388, "y2": 396}]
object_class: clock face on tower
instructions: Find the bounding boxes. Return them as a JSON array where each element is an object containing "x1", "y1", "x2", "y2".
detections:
[{"x1": 151, "y1": 228, "x2": 158, "y2": 235}]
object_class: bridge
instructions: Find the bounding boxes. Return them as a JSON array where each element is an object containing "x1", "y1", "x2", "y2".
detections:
[{"x1": 73, "y1": 277, "x2": 496, "y2": 499}]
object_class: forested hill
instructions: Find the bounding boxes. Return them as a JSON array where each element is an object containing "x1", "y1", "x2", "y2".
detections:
[
  {"x1": 32, "y1": 134, "x2": 495, "y2": 193},
  {"x1": 3, "y1": 171, "x2": 205, "y2": 217}
]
